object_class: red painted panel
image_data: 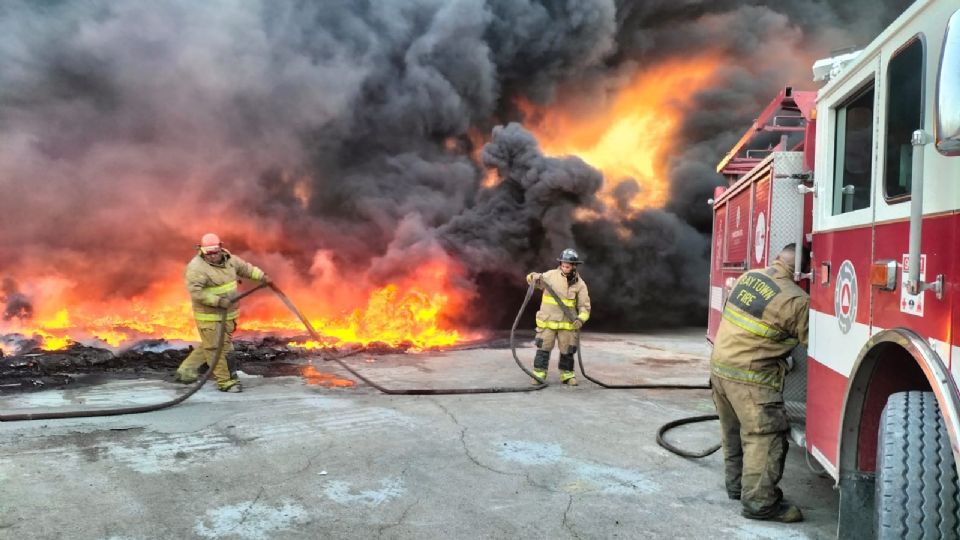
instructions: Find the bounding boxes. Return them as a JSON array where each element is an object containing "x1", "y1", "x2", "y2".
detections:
[
  {"x1": 871, "y1": 214, "x2": 956, "y2": 342},
  {"x1": 805, "y1": 357, "x2": 848, "y2": 466},
  {"x1": 724, "y1": 187, "x2": 752, "y2": 266},
  {"x1": 810, "y1": 227, "x2": 873, "y2": 324},
  {"x1": 751, "y1": 176, "x2": 771, "y2": 270},
  {"x1": 708, "y1": 204, "x2": 728, "y2": 344},
  {"x1": 712, "y1": 204, "x2": 727, "y2": 284}
]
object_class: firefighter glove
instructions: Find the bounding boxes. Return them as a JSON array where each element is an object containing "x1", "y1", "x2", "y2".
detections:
[
  {"x1": 573, "y1": 319, "x2": 583, "y2": 330},
  {"x1": 218, "y1": 291, "x2": 240, "y2": 309},
  {"x1": 527, "y1": 272, "x2": 542, "y2": 285},
  {"x1": 260, "y1": 274, "x2": 272, "y2": 285}
]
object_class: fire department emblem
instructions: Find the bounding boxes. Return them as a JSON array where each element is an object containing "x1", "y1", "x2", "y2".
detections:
[
  {"x1": 834, "y1": 260, "x2": 858, "y2": 334},
  {"x1": 754, "y1": 212, "x2": 766, "y2": 264}
]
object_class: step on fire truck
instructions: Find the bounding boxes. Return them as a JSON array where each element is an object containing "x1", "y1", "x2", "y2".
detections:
[{"x1": 707, "y1": 0, "x2": 960, "y2": 536}]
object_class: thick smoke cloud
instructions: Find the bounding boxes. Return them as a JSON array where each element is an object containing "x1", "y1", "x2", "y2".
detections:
[
  {"x1": 2, "y1": 278, "x2": 33, "y2": 321},
  {"x1": 0, "y1": 0, "x2": 913, "y2": 331}
]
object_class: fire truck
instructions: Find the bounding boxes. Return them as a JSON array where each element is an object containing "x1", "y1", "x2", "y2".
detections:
[{"x1": 707, "y1": 0, "x2": 960, "y2": 536}]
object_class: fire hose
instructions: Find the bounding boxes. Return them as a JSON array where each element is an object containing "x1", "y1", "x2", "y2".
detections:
[
  {"x1": 1, "y1": 279, "x2": 718, "y2": 459},
  {"x1": 537, "y1": 279, "x2": 719, "y2": 458},
  {"x1": 273, "y1": 283, "x2": 548, "y2": 394},
  {"x1": 0, "y1": 280, "x2": 549, "y2": 422},
  {"x1": 0, "y1": 283, "x2": 270, "y2": 422}
]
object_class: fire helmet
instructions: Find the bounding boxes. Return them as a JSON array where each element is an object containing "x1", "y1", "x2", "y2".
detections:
[
  {"x1": 556, "y1": 248, "x2": 582, "y2": 265},
  {"x1": 199, "y1": 233, "x2": 222, "y2": 253}
]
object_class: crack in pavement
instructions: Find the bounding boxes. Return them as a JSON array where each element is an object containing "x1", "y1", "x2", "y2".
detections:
[
  {"x1": 376, "y1": 497, "x2": 421, "y2": 540},
  {"x1": 233, "y1": 486, "x2": 266, "y2": 532},
  {"x1": 428, "y1": 398, "x2": 518, "y2": 478},
  {"x1": 562, "y1": 495, "x2": 582, "y2": 540}
]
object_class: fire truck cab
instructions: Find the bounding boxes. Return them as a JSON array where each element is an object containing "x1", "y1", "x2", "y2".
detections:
[{"x1": 708, "y1": 0, "x2": 960, "y2": 536}]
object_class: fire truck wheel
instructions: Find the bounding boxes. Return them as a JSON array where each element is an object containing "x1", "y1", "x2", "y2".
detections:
[{"x1": 874, "y1": 391, "x2": 960, "y2": 539}]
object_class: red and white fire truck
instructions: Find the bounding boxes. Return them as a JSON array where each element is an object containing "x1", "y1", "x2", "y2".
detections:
[{"x1": 707, "y1": 0, "x2": 960, "y2": 536}]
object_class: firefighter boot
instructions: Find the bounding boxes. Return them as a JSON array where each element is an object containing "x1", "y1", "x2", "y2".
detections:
[
  {"x1": 742, "y1": 502, "x2": 803, "y2": 523},
  {"x1": 531, "y1": 350, "x2": 550, "y2": 384},
  {"x1": 218, "y1": 379, "x2": 243, "y2": 393},
  {"x1": 175, "y1": 347, "x2": 206, "y2": 384},
  {"x1": 559, "y1": 353, "x2": 577, "y2": 385},
  {"x1": 174, "y1": 369, "x2": 197, "y2": 384}
]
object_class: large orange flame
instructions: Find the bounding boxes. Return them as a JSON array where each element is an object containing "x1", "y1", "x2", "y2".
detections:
[
  {"x1": 519, "y1": 56, "x2": 720, "y2": 214},
  {"x1": 0, "y1": 259, "x2": 473, "y2": 353}
]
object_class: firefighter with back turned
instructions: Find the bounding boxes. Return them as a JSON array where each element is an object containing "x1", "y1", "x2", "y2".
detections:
[{"x1": 711, "y1": 243, "x2": 810, "y2": 523}]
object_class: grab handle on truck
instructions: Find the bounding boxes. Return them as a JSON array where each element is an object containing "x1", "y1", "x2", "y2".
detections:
[{"x1": 906, "y1": 129, "x2": 944, "y2": 299}]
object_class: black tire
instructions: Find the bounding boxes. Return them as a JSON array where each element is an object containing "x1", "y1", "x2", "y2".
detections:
[{"x1": 875, "y1": 391, "x2": 960, "y2": 539}]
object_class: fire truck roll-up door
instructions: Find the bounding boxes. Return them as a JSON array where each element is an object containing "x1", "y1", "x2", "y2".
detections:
[
  {"x1": 707, "y1": 203, "x2": 727, "y2": 342},
  {"x1": 707, "y1": 152, "x2": 810, "y2": 345}
]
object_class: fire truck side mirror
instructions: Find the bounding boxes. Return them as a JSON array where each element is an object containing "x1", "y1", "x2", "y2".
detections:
[{"x1": 937, "y1": 9, "x2": 960, "y2": 155}]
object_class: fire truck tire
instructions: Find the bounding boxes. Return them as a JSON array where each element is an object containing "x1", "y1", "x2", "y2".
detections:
[{"x1": 874, "y1": 391, "x2": 960, "y2": 539}]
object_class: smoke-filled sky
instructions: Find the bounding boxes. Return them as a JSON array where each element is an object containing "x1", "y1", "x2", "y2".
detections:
[{"x1": 0, "y1": 0, "x2": 913, "y2": 331}]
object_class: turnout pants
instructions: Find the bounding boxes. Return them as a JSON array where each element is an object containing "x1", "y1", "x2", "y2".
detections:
[
  {"x1": 177, "y1": 320, "x2": 238, "y2": 390},
  {"x1": 710, "y1": 374, "x2": 789, "y2": 517},
  {"x1": 534, "y1": 328, "x2": 577, "y2": 372}
]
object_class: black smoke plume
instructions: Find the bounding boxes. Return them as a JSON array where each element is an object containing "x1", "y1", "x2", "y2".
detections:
[{"x1": 0, "y1": 0, "x2": 913, "y2": 331}]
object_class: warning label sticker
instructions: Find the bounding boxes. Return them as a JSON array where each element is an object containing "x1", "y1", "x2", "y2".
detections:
[{"x1": 900, "y1": 254, "x2": 925, "y2": 317}]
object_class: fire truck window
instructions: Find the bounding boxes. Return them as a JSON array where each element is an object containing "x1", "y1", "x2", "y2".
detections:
[
  {"x1": 884, "y1": 38, "x2": 924, "y2": 200},
  {"x1": 833, "y1": 86, "x2": 875, "y2": 215}
]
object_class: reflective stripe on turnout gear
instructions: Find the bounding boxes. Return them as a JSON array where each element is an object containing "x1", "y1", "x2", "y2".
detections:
[
  {"x1": 203, "y1": 280, "x2": 238, "y2": 296},
  {"x1": 711, "y1": 362, "x2": 783, "y2": 390},
  {"x1": 536, "y1": 318, "x2": 577, "y2": 331},
  {"x1": 195, "y1": 310, "x2": 239, "y2": 321},
  {"x1": 721, "y1": 305, "x2": 796, "y2": 345},
  {"x1": 542, "y1": 295, "x2": 576, "y2": 308}
]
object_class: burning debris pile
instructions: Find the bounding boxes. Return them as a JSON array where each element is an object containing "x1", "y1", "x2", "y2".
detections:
[
  {"x1": 0, "y1": 0, "x2": 912, "y2": 357},
  {"x1": 0, "y1": 334, "x2": 428, "y2": 393}
]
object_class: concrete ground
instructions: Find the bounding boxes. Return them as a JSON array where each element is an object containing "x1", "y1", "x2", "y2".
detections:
[{"x1": 0, "y1": 329, "x2": 838, "y2": 539}]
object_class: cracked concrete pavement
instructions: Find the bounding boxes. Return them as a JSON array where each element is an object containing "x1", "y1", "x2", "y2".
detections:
[{"x1": 0, "y1": 330, "x2": 838, "y2": 539}]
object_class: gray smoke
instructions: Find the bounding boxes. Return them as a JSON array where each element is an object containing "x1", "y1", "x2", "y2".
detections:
[
  {"x1": 2, "y1": 278, "x2": 33, "y2": 321},
  {"x1": 0, "y1": 0, "x2": 913, "y2": 329}
]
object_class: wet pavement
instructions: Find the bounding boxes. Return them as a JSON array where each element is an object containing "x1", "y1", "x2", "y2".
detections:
[{"x1": 0, "y1": 329, "x2": 838, "y2": 539}]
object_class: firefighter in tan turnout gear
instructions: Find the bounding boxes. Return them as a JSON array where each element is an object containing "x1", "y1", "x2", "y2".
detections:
[
  {"x1": 711, "y1": 243, "x2": 809, "y2": 523},
  {"x1": 175, "y1": 233, "x2": 270, "y2": 393},
  {"x1": 526, "y1": 249, "x2": 591, "y2": 386}
]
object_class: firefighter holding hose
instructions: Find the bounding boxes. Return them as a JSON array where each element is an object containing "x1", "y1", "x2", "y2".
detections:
[
  {"x1": 526, "y1": 248, "x2": 591, "y2": 386},
  {"x1": 710, "y1": 243, "x2": 809, "y2": 523},
  {"x1": 175, "y1": 233, "x2": 271, "y2": 393}
]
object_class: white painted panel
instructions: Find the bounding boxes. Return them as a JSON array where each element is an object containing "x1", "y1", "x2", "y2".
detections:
[{"x1": 809, "y1": 309, "x2": 872, "y2": 377}]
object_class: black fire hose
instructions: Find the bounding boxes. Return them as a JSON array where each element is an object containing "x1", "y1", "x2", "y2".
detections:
[
  {"x1": 268, "y1": 282, "x2": 547, "y2": 394},
  {"x1": 655, "y1": 414, "x2": 720, "y2": 458},
  {"x1": 539, "y1": 280, "x2": 710, "y2": 390},
  {"x1": 0, "y1": 280, "x2": 549, "y2": 421},
  {"x1": 538, "y1": 280, "x2": 719, "y2": 457},
  {"x1": 0, "y1": 278, "x2": 717, "y2": 459},
  {"x1": 0, "y1": 283, "x2": 270, "y2": 422}
]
